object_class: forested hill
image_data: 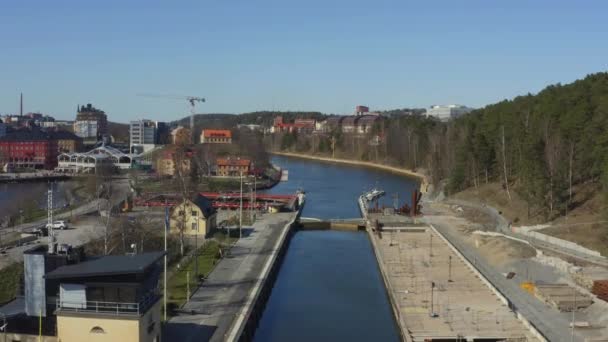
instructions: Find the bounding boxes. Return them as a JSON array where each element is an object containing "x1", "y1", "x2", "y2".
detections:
[{"x1": 448, "y1": 72, "x2": 608, "y2": 219}]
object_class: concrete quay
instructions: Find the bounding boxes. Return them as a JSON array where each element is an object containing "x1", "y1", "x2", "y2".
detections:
[
  {"x1": 367, "y1": 217, "x2": 541, "y2": 342},
  {"x1": 164, "y1": 210, "x2": 300, "y2": 342}
]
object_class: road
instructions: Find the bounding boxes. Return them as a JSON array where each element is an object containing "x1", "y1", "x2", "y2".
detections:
[
  {"x1": 445, "y1": 199, "x2": 608, "y2": 266},
  {"x1": 0, "y1": 216, "x2": 104, "y2": 268},
  {"x1": 0, "y1": 178, "x2": 132, "y2": 269},
  {"x1": 1, "y1": 179, "x2": 131, "y2": 234},
  {"x1": 164, "y1": 212, "x2": 296, "y2": 342}
]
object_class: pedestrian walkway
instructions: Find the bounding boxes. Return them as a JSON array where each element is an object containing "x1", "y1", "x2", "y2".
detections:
[{"x1": 164, "y1": 212, "x2": 296, "y2": 342}]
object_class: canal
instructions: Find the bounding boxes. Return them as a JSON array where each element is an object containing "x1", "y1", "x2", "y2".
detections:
[
  {"x1": 253, "y1": 155, "x2": 418, "y2": 342},
  {"x1": 0, "y1": 182, "x2": 75, "y2": 217}
]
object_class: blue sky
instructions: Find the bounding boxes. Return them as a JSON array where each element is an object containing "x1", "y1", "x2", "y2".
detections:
[{"x1": 1, "y1": 0, "x2": 607, "y2": 122}]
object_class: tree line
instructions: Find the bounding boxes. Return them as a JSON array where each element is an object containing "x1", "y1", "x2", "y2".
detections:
[{"x1": 269, "y1": 72, "x2": 608, "y2": 221}]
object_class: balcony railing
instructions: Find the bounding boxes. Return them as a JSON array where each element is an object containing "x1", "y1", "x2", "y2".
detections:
[{"x1": 55, "y1": 293, "x2": 159, "y2": 316}]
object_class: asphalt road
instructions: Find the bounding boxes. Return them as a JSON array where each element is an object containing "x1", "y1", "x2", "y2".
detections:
[
  {"x1": 2, "y1": 179, "x2": 131, "y2": 234},
  {"x1": 445, "y1": 199, "x2": 608, "y2": 267}
]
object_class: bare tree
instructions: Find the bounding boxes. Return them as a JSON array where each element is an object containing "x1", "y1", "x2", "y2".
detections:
[
  {"x1": 95, "y1": 163, "x2": 118, "y2": 255},
  {"x1": 172, "y1": 147, "x2": 192, "y2": 256},
  {"x1": 501, "y1": 125, "x2": 512, "y2": 201}
]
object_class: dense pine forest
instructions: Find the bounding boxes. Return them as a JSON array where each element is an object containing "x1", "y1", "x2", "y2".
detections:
[{"x1": 448, "y1": 72, "x2": 608, "y2": 219}]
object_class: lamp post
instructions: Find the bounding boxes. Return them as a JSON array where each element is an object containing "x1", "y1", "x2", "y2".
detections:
[
  {"x1": 239, "y1": 171, "x2": 243, "y2": 239},
  {"x1": 195, "y1": 222, "x2": 199, "y2": 281}
]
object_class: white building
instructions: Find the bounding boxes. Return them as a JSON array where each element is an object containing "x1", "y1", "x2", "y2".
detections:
[
  {"x1": 56, "y1": 145, "x2": 135, "y2": 173},
  {"x1": 129, "y1": 119, "x2": 158, "y2": 153},
  {"x1": 427, "y1": 104, "x2": 474, "y2": 121},
  {"x1": 73, "y1": 120, "x2": 99, "y2": 138}
]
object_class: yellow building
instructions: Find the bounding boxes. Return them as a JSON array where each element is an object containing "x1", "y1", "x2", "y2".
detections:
[
  {"x1": 156, "y1": 147, "x2": 193, "y2": 177},
  {"x1": 170, "y1": 194, "x2": 217, "y2": 237}
]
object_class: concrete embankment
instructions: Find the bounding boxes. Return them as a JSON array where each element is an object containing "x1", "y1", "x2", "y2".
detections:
[
  {"x1": 271, "y1": 151, "x2": 429, "y2": 192},
  {"x1": 227, "y1": 209, "x2": 302, "y2": 342}
]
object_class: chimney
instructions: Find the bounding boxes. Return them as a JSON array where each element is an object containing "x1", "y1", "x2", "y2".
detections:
[{"x1": 20, "y1": 93, "x2": 23, "y2": 116}]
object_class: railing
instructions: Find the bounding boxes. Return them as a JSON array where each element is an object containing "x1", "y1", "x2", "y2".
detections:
[{"x1": 56, "y1": 293, "x2": 159, "y2": 316}]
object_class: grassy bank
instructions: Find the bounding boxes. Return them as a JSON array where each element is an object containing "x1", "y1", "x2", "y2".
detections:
[
  {"x1": 166, "y1": 236, "x2": 234, "y2": 311},
  {"x1": 0, "y1": 263, "x2": 23, "y2": 304}
]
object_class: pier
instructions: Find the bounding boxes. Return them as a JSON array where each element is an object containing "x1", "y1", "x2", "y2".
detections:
[{"x1": 359, "y1": 190, "x2": 545, "y2": 342}]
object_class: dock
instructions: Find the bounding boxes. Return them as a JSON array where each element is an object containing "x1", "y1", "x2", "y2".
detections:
[
  {"x1": 0, "y1": 172, "x2": 71, "y2": 183},
  {"x1": 359, "y1": 190, "x2": 545, "y2": 342},
  {"x1": 164, "y1": 210, "x2": 300, "y2": 342}
]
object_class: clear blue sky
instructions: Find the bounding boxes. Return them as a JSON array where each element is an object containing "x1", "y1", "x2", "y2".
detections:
[{"x1": 1, "y1": 0, "x2": 607, "y2": 122}]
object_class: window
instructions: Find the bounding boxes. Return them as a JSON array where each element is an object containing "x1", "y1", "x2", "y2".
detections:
[
  {"x1": 178, "y1": 210, "x2": 185, "y2": 216},
  {"x1": 191, "y1": 222, "x2": 198, "y2": 231},
  {"x1": 90, "y1": 326, "x2": 106, "y2": 334},
  {"x1": 191, "y1": 210, "x2": 197, "y2": 216}
]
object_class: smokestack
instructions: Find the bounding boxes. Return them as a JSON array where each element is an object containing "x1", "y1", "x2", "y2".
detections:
[{"x1": 20, "y1": 93, "x2": 23, "y2": 116}]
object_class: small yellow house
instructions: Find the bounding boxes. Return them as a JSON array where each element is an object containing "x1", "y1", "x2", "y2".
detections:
[{"x1": 170, "y1": 194, "x2": 217, "y2": 237}]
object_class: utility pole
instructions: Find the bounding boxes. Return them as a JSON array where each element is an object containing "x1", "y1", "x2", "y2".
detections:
[
  {"x1": 429, "y1": 232, "x2": 433, "y2": 259},
  {"x1": 195, "y1": 224, "x2": 198, "y2": 282},
  {"x1": 571, "y1": 289, "x2": 576, "y2": 342},
  {"x1": 239, "y1": 171, "x2": 243, "y2": 239},
  {"x1": 47, "y1": 183, "x2": 56, "y2": 254},
  {"x1": 448, "y1": 256, "x2": 453, "y2": 282},
  {"x1": 430, "y1": 281, "x2": 436, "y2": 317}
]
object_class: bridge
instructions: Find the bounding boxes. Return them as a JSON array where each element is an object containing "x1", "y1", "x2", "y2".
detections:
[{"x1": 298, "y1": 217, "x2": 365, "y2": 231}]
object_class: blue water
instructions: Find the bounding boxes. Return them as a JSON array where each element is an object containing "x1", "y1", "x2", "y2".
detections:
[
  {"x1": 0, "y1": 182, "x2": 71, "y2": 217},
  {"x1": 265, "y1": 155, "x2": 419, "y2": 219},
  {"x1": 253, "y1": 156, "x2": 418, "y2": 342}
]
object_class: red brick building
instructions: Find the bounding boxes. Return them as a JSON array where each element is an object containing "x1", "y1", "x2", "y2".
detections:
[
  {"x1": 0, "y1": 130, "x2": 59, "y2": 170},
  {"x1": 272, "y1": 116, "x2": 316, "y2": 133}
]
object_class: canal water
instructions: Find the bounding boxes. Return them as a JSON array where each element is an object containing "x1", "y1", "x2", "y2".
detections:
[
  {"x1": 0, "y1": 182, "x2": 73, "y2": 217},
  {"x1": 253, "y1": 156, "x2": 418, "y2": 342}
]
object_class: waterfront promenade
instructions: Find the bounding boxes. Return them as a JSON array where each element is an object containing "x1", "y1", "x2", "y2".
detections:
[{"x1": 164, "y1": 211, "x2": 298, "y2": 342}]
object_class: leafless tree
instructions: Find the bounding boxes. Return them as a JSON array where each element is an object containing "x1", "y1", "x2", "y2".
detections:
[{"x1": 501, "y1": 125, "x2": 512, "y2": 201}]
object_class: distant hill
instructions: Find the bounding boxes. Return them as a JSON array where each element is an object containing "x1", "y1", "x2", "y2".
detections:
[
  {"x1": 172, "y1": 111, "x2": 326, "y2": 128},
  {"x1": 108, "y1": 121, "x2": 129, "y2": 143}
]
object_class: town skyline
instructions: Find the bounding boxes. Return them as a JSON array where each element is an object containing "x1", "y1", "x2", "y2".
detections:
[{"x1": 1, "y1": 0, "x2": 607, "y2": 121}]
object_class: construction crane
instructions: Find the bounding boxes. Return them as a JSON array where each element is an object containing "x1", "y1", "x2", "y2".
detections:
[{"x1": 137, "y1": 93, "x2": 206, "y2": 142}]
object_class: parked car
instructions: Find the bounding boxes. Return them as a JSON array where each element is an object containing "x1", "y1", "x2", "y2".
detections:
[
  {"x1": 33, "y1": 226, "x2": 48, "y2": 237},
  {"x1": 46, "y1": 220, "x2": 68, "y2": 230}
]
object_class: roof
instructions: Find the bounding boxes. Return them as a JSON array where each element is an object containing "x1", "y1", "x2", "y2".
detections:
[
  {"x1": 216, "y1": 157, "x2": 251, "y2": 167},
  {"x1": 0, "y1": 129, "x2": 51, "y2": 142},
  {"x1": 49, "y1": 130, "x2": 82, "y2": 140},
  {"x1": 191, "y1": 194, "x2": 216, "y2": 218},
  {"x1": 341, "y1": 116, "x2": 358, "y2": 125},
  {"x1": 0, "y1": 297, "x2": 25, "y2": 318},
  {"x1": 356, "y1": 115, "x2": 382, "y2": 124},
  {"x1": 44, "y1": 251, "x2": 165, "y2": 279},
  {"x1": 202, "y1": 129, "x2": 232, "y2": 138}
]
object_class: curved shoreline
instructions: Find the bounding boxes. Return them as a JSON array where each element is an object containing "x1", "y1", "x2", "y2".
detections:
[{"x1": 270, "y1": 151, "x2": 429, "y2": 192}]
